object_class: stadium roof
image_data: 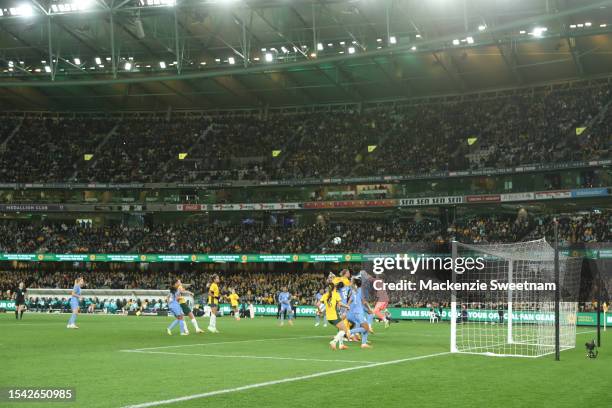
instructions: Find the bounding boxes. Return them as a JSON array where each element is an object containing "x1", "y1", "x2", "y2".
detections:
[{"x1": 2, "y1": 0, "x2": 612, "y2": 111}]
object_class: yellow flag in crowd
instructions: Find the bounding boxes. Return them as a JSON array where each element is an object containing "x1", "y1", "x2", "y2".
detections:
[
  {"x1": 467, "y1": 137, "x2": 478, "y2": 146},
  {"x1": 576, "y1": 127, "x2": 586, "y2": 135},
  {"x1": 272, "y1": 150, "x2": 281, "y2": 157},
  {"x1": 84, "y1": 154, "x2": 93, "y2": 161},
  {"x1": 367, "y1": 145, "x2": 377, "y2": 153},
  {"x1": 178, "y1": 153, "x2": 188, "y2": 160}
]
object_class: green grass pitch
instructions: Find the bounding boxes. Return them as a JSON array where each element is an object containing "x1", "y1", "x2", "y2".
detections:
[{"x1": 1, "y1": 313, "x2": 609, "y2": 408}]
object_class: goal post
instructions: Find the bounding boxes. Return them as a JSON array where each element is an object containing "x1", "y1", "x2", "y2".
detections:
[{"x1": 450, "y1": 238, "x2": 581, "y2": 358}]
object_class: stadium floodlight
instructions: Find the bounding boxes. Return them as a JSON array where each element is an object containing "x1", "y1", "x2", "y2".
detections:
[
  {"x1": 531, "y1": 26, "x2": 547, "y2": 37},
  {"x1": 317, "y1": 42, "x2": 324, "y2": 51},
  {"x1": 44, "y1": 65, "x2": 51, "y2": 73},
  {"x1": 74, "y1": 58, "x2": 81, "y2": 65},
  {"x1": 124, "y1": 62, "x2": 132, "y2": 70},
  {"x1": 159, "y1": 61, "x2": 166, "y2": 68},
  {"x1": 466, "y1": 36, "x2": 474, "y2": 44},
  {"x1": 478, "y1": 24, "x2": 486, "y2": 31},
  {"x1": 199, "y1": 61, "x2": 206, "y2": 65},
  {"x1": 95, "y1": 57, "x2": 102, "y2": 65},
  {"x1": 376, "y1": 38, "x2": 382, "y2": 42},
  {"x1": 585, "y1": 22, "x2": 592, "y2": 27},
  {"x1": 389, "y1": 36, "x2": 397, "y2": 44},
  {"x1": 577, "y1": 23, "x2": 584, "y2": 27},
  {"x1": 452, "y1": 39, "x2": 460, "y2": 45},
  {"x1": 348, "y1": 46, "x2": 355, "y2": 54},
  {"x1": 519, "y1": 30, "x2": 526, "y2": 34},
  {"x1": 416, "y1": 34, "x2": 422, "y2": 38},
  {"x1": 11, "y1": 4, "x2": 33, "y2": 17},
  {"x1": 228, "y1": 57, "x2": 235, "y2": 65},
  {"x1": 280, "y1": 46, "x2": 288, "y2": 53},
  {"x1": 601, "y1": 23, "x2": 607, "y2": 27},
  {"x1": 264, "y1": 53, "x2": 273, "y2": 62},
  {"x1": 411, "y1": 45, "x2": 417, "y2": 51},
  {"x1": 570, "y1": 24, "x2": 577, "y2": 28},
  {"x1": 8, "y1": 61, "x2": 14, "y2": 67}
]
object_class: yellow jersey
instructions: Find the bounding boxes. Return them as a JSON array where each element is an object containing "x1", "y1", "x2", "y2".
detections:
[
  {"x1": 208, "y1": 282, "x2": 220, "y2": 304},
  {"x1": 332, "y1": 276, "x2": 350, "y2": 288},
  {"x1": 320, "y1": 290, "x2": 342, "y2": 321},
  {"x1": 177, "y1": 284, "x2": 187, "y2": 304},
  {"x1": 228, "y1": 293, "x2": 240, "y2": 307}
]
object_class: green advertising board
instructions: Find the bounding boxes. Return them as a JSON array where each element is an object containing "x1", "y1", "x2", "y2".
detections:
[{"x1": 0, "y1": 248, "x2": 608, "y2": 263}]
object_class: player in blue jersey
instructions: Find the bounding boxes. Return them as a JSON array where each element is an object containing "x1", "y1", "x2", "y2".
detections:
[
  {"x1": 314, "y1": 289, "x2": 327, "y2": 327},
  {"x1": 67, "y1": 277, "x2": 84, "y2": 329},
  {"x1": 347, "y1": 276, "x2": 374, "y2": 349},
  {"x1": 278, "y1": 287, "x2": 293, "y2": 326},
  {"x1": 166, "y1": 282, "x2": 188, "y2": 336}
]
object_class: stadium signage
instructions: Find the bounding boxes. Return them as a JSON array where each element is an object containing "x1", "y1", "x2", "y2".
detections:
[
  {"x1": 570, "y1": 187, "x2": 608, "y2": 197},
  {"x1": 500, "y1": 192, "x2": 535, "y2": 202},
  {"x1": 534, "y1": 190, "x2": 572, "y2": 200},
  {"x1": 303, "y1": 199, "x2": 397, "y2": 209},
  {"x1": 465, "y1": 194, "x2": 501, "y2": 203},
  {"x1": 0, "y1": 248, "x2": 608, "y2": 263},
  {"x1": 399, "y1": 196, "x2": 463, "y2": 206}
]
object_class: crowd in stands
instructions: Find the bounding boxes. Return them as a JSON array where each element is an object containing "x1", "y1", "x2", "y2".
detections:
[
  {"x1": 0, "y1": 211, "x2": 608, "y2": 254},
  {"x1": 1, "y1": 83, "x2": 610, "y2": 183}
]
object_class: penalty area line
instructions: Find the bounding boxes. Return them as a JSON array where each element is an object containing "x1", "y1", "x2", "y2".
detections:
[
  {"x1": 119, "y1": 351, "x2": 451, "y2": 408},
  {"x1": 124, "y1": 335, "x2": 330, "y2": 352},
  {"x1": 122, "y1": 349, "x2": 380, "y2": 364}
]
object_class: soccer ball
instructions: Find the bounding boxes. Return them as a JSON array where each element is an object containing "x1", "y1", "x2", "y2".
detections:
[{"x1": 332, "y1": 237, "x2": 342, "y2": 245}]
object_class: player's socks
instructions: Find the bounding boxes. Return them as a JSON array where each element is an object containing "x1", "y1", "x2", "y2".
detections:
[
  {"x1": 168, "y1": 319, "x2": 179, "y2": 332},
  {"x1": 179, "y1": 320, "x2": 186, "y2": 334},
  {"x1": 333, "y1": 330, "x2": 345, "y2": 345},
  {"x1": 191, "y1": 318, "x2": 202, "y2": 332},
  {"x1": 15, "y1": 311, "x2": 18, "y2": 319},
  {"x1": 19, "y1": 310, "x2": 24, "y2": 320},
  {"x1": 361, "y1": 331, "x2": 369, "y2": 345},
  {"x1": 210, "y1": 313, "x2": 216, "y2": 329}
]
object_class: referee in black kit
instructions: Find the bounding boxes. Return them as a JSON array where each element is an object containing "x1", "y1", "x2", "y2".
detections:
[{"x1": 13, "y1": 282, "x2": 27, "y2": 320}]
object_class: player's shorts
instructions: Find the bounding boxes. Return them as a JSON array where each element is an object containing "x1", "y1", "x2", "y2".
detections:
[
  {"x1": 207, "y1": 302, "x2": 219, "y2": 309},
  {"x1": 231, "y1": 303, "x2": 239, "y2": 309},
  {"x1": 15, "y1": 299, "x2": 25, "y2": 306},
  {"x1": 347, "y1": 312, "x2": 366, "y2": 326},
  {"x1": 180, "y1": 303, "x2": 192, "y2": 315},
  {"x1": 168, "y1": 302, "x2": 184, "y2": 317},
  {"x1": 280, "y1": 303, "x2": 293, "y2": 317},
  {"x1": 69, "y1": 298, "x2": 79, "y2": 311},
  {"x1": 327, "y1": 318, "x2": 341, "y2": 326}
]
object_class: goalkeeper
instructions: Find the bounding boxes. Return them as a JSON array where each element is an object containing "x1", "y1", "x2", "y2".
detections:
[{"x1": 359, "y1": 270, "x2": 390, "y2": 328}]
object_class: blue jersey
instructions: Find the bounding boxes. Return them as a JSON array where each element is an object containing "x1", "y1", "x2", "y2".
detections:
[
  {"x1": 71, "y1": 284, "x2": 81, "y2": 300},
  {"x1": 315, "y1": 293, "x2": 323, "y2": 303},
  {"x1": 169, "y1": 289, "x2": 180, "y2": 304},
  {"x1": 278, "y1": 291, "x2": 291, "y2": 305},
  {"x1": 349, "y1": 287, "x2": 363, "y2": 315}
]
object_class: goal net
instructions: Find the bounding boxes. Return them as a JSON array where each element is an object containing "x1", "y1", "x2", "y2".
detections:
[{"x1": 450, "y1": 239, "x2": 581, "y2": 358}]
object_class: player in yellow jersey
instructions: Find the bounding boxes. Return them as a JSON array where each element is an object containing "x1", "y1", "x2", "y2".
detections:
[
  {"x1": 175, "y1": 280, "x2": 204, "y2": 334},
  {"x1": 207, "y1": 274, "x2": 220, "y2": 333},
  {"x1": 227, "y1": 289, "x2": 240, "y2": 321},
  {"x1": 330, "y1": 270, "x2": 352, "y2": 340},
  {"x1": 320, "y1": 282, "x2": 349, "y2": 350}
]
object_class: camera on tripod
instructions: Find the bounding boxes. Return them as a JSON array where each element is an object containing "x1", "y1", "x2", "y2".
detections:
[{"x1": 585, "y1": 340, "x2": 598, "y2": 358}]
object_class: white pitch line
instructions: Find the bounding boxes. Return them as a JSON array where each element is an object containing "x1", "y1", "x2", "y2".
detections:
[
  {"x1": 122, "y1": 349, "x2": 379, "y2": 364},
  {"x1": 124, "y1": 335, "x2": 330, "y2": 352},
  {"x1": 120, "y1": 351, "x2": 451, "y2": 408},
  {"x1": 576, "y1": 330, "x2": 597, "y2": 335}
]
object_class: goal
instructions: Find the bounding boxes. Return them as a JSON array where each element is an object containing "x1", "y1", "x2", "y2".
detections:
[{"x1": 450, "y1": 239, "x2": 581, "y2": 358}]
